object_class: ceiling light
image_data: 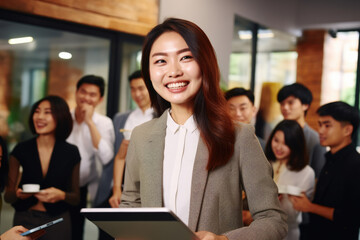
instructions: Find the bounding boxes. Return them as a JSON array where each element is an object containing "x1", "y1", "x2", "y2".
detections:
[
  {"x1": 8, "y1": 36, "x2": 34, "y2": 45},
  {"x1": 238, "y1": 29, "x2": 274, "y2": 40},
  {"x1": 59, "y1": 52, "x2": 72, "y2": 60},
  {"x1": 238, "y1": 30, "x2": 252, "y2": 40},
  {"x1": 258, "y1": 30, "x2": 274, "y2": 39}
]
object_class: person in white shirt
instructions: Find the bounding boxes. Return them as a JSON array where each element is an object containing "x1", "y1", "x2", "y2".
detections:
[
  {"x1": 224, "y1": 87, "x2": 266, "y2": 226},
  {"x1": 265, "y1": 120, "x2": 315, "y2": 240},
  {"x1": 225, "y1": 87, "x2": 266, "y2": 149},
  {"x1": 108, "y1": 70, "x2": 154, "y2": 209},
  {"x1": 67, "y1": 75, "x2": 115, "y2": 240}
]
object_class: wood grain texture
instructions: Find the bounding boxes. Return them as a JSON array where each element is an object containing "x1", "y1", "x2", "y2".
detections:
[{"x1": 0, "y1": 0, "x2": 158, "y2": 36}]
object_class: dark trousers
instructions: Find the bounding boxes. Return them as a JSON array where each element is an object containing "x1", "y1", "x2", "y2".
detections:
[
  {"x1": 69, "y1": 185, "x2": 88, "y2": 240},
  {"x1": 14, "y1": 210, "x2": 71, "y2": 240}
]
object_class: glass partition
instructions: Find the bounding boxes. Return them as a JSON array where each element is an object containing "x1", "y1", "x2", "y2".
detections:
[
  {"x1": 0, "y1": 19, "x2": 110, "y2": 148},
  {"x1": 229, "y1": 15, "x2": 297, "y2": 107}
]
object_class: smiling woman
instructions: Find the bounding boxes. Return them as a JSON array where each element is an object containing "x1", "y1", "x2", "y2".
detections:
[
  {"x1": 4, "y1": 95, "x2": 81, "y2": 240},
  {"x1": 149, "y1": 31, "x2": 203, "y2": 121},
  {"x1": 119, "y1": 18, "x2": 288, "y2": 240}
]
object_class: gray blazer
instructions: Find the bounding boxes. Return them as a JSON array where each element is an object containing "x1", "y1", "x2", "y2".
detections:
[{"x1": 120, "y1": 111, "x2": 287, "y2": 240}]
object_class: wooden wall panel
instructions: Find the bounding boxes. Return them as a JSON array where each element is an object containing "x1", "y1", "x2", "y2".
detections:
[{"x1": 0, "y1": 0, "x2": 158, "y2": 36}]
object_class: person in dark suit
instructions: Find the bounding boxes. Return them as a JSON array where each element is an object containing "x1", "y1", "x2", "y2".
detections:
[{"x1": 290, "y1": 101, "x2": 360, "y2": 240}]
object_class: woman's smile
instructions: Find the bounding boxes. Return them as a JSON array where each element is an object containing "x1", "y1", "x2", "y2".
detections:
[{"x1": 149, "y1": 31, "x2": 202, "y2": 111}]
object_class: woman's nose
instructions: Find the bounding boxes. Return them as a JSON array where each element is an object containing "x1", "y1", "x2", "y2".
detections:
[
  {"x1": 167, "y1": 61, "x2": 183, "y2": 78},
  {"x1": 36, "y1": 112, "x2": 44, "y2": 119}
]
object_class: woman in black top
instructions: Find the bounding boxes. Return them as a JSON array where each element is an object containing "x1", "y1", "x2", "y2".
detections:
[{"x1": 5, "y1": 95, "x2": 80, "y2": 240}]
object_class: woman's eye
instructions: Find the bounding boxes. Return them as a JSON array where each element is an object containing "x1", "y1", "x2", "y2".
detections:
[
  {"x1": 181, "y1": 55, "x2": 193, "y2": 61},
  {"x1": 154, "y1": 59, "x2": 166, "y2": 64}
]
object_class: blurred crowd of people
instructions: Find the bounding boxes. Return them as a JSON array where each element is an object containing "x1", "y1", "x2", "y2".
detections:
[{"x1": 1, "y1": 18, "x2": 360, "y2": 240}]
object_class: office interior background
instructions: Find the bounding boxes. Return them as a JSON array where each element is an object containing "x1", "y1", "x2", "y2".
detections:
[{"x1": 0, "y1": 0, "x2": 360, "y2": 237}]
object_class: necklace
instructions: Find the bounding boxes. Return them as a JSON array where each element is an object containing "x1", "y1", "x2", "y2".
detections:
[
  {"x1": 274, "y1": 161, "x2": 286, "y2": 183},
  {"x1": 275, "y1": 161, "x2": 283, "y2": 175}
]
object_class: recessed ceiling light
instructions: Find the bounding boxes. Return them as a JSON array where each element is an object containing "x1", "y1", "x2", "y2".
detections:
[
  {"x1": 8, "y1": 36, "x2": 34, "y2": 45},
  {"x1": 59, "y1": 52, "x2": 72, "y2": 60}
]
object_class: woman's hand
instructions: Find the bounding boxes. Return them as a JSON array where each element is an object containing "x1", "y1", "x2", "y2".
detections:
[
  {"x1": 35, "y1": 187, "x2": 65, "y2": 203},
  {"x1": 16, "y1": 188, "x2": 34, "y2": 200},
  {"x1": 109, "y1": 189, "x2": 122, "y2": 208},
  {"x1": 0, "y1": 226, "x2": 32, "y2": 240},
  {"x1": 195, "y1": 231, "x2": 228, "y2": 240}
]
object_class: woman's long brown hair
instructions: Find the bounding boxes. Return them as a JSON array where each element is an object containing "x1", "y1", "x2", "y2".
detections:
[{"x1": 141, "y1": 18, "x2": 235, "y2": 170}]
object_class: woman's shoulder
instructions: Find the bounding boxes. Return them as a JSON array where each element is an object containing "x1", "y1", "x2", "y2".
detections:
[
  {"x1": 59, "y1": 140, "x2": 79, "y2": 150},
  {"x1": 12, "y1": 138, "x2": 36, "y2": 152},
  {"x1": 287, "y1": 165, "x2": 315, "y2": 178},
  {"x1": 132, "y1": 113, "x2": 166, "y2": 136},
  {"x1": 234, "y1": 122, "x2": 256, "y2": 139},
  {"x1": 57, "y1": 141, "x2": 81, "y2": 163}
]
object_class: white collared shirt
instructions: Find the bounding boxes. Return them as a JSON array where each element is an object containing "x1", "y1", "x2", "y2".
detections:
[
  {"x1": 163, "y1": 110, "x2": 200, "y2": 225},
  {"x1": 123, "y1": 108, "x2": 154, "y2": 140},
  {"x1": 67, "y1": 111, "x2": 115, "y2": 187}
]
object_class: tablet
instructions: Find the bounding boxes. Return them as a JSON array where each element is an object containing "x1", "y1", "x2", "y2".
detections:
[
  {"x1": 20, "y1": 218, "x2": 63, "y2": 236},
  {"x1": 81, "y1": 208, "x2": 198, "y2": 240}
]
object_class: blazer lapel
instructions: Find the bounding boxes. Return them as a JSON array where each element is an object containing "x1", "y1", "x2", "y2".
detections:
[
  {"x1": 142, "y1": 112, "x2": 168, "y2": 206},
  {"x1": 188, "y1": 138, "x2": 209, "y2": 231}
]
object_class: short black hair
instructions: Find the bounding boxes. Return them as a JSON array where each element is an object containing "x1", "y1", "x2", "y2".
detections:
[
  {"x1": 29, "y1": 95, "x2": 73, "y2": 141},
  {"x1": 128, "y1": 70, "x2": 142, "y2": 83},
  {"x1": 76, "y1": 75, "x2": 105, "y2": 97},
  {"x1": 0, "y1": 136, "x2": 9, "y2": 192},
  {"x1": 277, "y1": 83, "x2": 313, "y2": 105},
  {"x1": 317, "y1": 101, "x2": 360, "y2": 139},
  {"x1": 265, "y1": 120, "x2": 308, "y2": 171},
  {"x1": 224, "y1": 87, "x2": 255, "y2": 105}
]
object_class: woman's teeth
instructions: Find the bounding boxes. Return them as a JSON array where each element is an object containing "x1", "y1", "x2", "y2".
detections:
[{"x1": 167, "y1": 82, "x2": 188, "y2": 89}]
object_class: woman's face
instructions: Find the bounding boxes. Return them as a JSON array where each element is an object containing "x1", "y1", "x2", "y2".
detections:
[
  {"x1": 149, "y1": 31, "x2": 202, "y2": 110},
  {"x1": 33, "y1": 100, "x2": 56, "y2": 136},
  {"x1": 271, "y1": 130, "x2": 291, "y2": 161}
]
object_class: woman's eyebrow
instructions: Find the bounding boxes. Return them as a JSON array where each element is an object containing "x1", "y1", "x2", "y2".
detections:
[{"x1": 151, "y1": 48, "x2": 191, "y2": 58}]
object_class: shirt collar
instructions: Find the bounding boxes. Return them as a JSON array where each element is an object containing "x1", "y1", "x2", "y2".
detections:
[
  {"x1": 134, "y1": 107, "x2": 154, "y2": 116},
  {"x1": 325, "y1": 143, "x2": 354, "y2": 162},
  {"x1": 166, "y1": 110, "x2": 198, "y2": 134},
  {"x1": 144, "y1": 107, "x2": 155, "y2": 116}
]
